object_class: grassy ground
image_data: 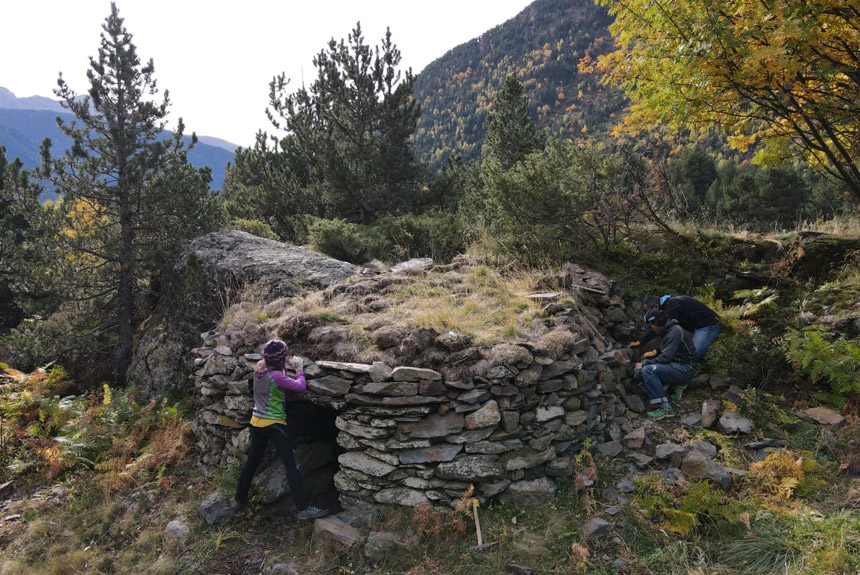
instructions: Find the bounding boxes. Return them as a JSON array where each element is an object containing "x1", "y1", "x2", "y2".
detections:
[
  {"x1": 3, "y1": 221, "x2": 860, "y2": 574},
  {"x1": 2, "y1": 364, "x2": 859, "y2": 575}
]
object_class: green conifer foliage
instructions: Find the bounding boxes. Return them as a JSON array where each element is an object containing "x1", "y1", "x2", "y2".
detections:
[{"x1": 44, "y1": 3, "x2": 219, "y2": 383}]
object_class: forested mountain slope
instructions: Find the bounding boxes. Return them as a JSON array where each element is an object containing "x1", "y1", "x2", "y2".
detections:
[{"x1": 412, "y1": 0, "x2": 626, "y2": 168}]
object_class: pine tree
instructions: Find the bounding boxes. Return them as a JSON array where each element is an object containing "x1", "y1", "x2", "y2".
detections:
[
  {"x1": 45, "y1": 3, "x2": 218, "y2": 383},
  {"x1": 268, "y1": 23, "x2": 422, "y2": 224},
  {"x1": 484, "y1": 73, "x2": 544, "y2": 170},
  {"x1": 0, "y1": 147, "x2": 52, "y2": 332}
]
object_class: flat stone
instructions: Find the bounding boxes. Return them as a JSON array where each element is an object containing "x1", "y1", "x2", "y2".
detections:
[
  {"x1": 681, "y1": 413, "x2": 702, "y2": 427},
  {"x1": 465, "y1": 400, "x2": 501, "y2": 429},
  {"x1": 536, "y1": 406, "x2": 565, "y2": 422},
  {"x1": 655, "y1": 442, "x2": 687, "y2": 461},
  {"x1": 800, "y1": 407, "x2": 845, "y2": 427},
  {"x1": 436, "y1": 456, "x2": 505, "y2": 481},
  {"x1": 316, "y1": 361, "x2": 373, "y2": 374},
  {"x1": 391, "y1": 366, "x2": 442, "y2": 382},
  {"x1": 457, "y1": 388, "x2": 492, "y2": 404},
  {"x1": 390, "y1": 258, "x2": 433, "y2": 274},
  {"x1": 719, "y1": 411, "x2": 754, "y2": 434},
  {"x1": 364, "y1": 531, "x2": 401, "y2": 559},
  {"x1": 744, "y1": 438, "x2": 787, "y2": 450},
  {"x1": 680, "y1": 450, "x2": 733, "y2": 490},
  {"x1": 624, "y1": 394, "x2": 646, "y2": 414},
  {"x1": 539, "y1": 360, "x2": 582, "y2": 381},
  {"x1": 338, "y1": 452, "x2": 396, "y2": 477},
  {"x1": 724, "y1": 385, "x2": 745, "y2": 405},
  {"x1": 690, "y1": 441, "x2": 717, "y2": 458},
  {"x1": 361, "y1": 381, "x2": 418, "y2": 397},
  {"x1": 419, "y1": 380, "x2": 447, "y2": 396},
  {"x1": 599, "y1": 350, "x2": 628, "y2": 368},
  {"x1": 596, "y1": 440, "x2": 623, "y2": 458},
  {"x1": 477, "y1": 479, "x2": 511, "y2": 498},
  {"x1": 545, "y1": 456, "x2": 574, "y2": 476},
  {"x1": 308, "y1": 375, "x2": 352, "y2": 396},
  {"x1": 373, "y1": 487, "x2": 428, "y2": 506},
  {"x1": 623, "y1": 427, "x2": 646, "y2": 450},
  {"x1": 398, "y1": 413, "x2": 464, "y2": 439},
  {"x1": 368, "y1": 361, "x2": 393, "y2": 382},
  {"x1": 709, "y1": 375, "x2": 733, "y2": 390},
  {"x1": 398, "y1": 444, "x2": 462, "y2": 464},
  {"x1": 446, "y1": 427, "x2": 496, "y2": 444},
  {"x1": 313, "y1": 516, "x2": 362, "y2": 547},
  {"x1": 501, "y1": 477, "x2": 557, "y2": 505},
  {"x1": 500, "y1": 447, "x2": 556, "y2": 471},
  {"x1": 583, "y1": 517, "x2": 614, "y2": 540},
  {"x1": 336, "y1": 417, "x2": 391, "y2": 439},
  {"x1": 467, "y1": 438, "x2": 523, "y2": 456},
  {"x1": 501, "y1": 410, "x2": 520, "y2": 432},
  {"x1": 264, "y1": 563, "x2": 299, "y2": 575},
  {"x1": 628, "y1": 453, "x2": 654, "y2": 468},
  {"x1": 565, "y1": 410, "x2": 588, "y2": 426}
]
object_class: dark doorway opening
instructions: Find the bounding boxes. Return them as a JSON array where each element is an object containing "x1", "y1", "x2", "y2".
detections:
[{"x1": 286, "y1": 400, "x2": 344, "y2": 513}]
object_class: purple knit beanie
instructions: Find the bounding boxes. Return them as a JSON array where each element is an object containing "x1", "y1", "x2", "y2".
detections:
[{"x1": 262, "y1": 339, "x2": 288, "y2": 367}]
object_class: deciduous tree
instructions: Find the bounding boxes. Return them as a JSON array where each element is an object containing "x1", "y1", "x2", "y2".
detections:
[{"x1": 596, "y1": 0, "x2": 860, "y2": 198}]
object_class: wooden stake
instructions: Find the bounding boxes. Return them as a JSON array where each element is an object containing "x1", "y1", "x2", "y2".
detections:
[{"x1": 473, "y1": 504, "x2": 483, "y2": 546}]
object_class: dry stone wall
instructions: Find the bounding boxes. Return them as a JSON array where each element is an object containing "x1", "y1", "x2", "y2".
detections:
[{"x1": 192, "y1": 323, "x2": 636, "y2": 511}]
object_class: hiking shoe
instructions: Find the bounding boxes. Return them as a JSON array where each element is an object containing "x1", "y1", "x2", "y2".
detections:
[
  {"x1": 646, "y1": 405, "x2": 674, "y2": 420},
  {"x1": 297, "y1": 505, "x2": 329, "y2": 520},
  {"x1": 671, "y1": 385, "x2": 687, "y2": 402}
]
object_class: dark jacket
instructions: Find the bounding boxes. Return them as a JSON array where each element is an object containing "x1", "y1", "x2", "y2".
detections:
[
  {"x1": 642, "y1": 320, "x2": 697, "y2": 367},
  {"x1": 639, "y1": 295, "x2": 719, "y2": 346},
  {"x1": 663, "y1": 296, "x2": 720, "y2": 331}
]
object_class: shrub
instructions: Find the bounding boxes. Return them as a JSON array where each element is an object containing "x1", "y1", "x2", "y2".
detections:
[
  {"x1": 307, "y1": 213, "x2": 467, "y2": 264},
  {"x1": 229, "y1": 218, "x2": 278, "y2": 240},
  {"x1": 306, "y1": 217, "x2": 387, "y2": 263},
  {"x1": 699, "y1": 286, "x2": 789, "y2": 385},
  {"x1": 480, "y1": 142, "x2": 646, "y2": 265},
  {"x1": 785, "y1": 328, "x2": 860, "y2": 397}
]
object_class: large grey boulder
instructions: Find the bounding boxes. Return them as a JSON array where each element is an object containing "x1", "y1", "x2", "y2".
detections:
[{"x1": 128, "y1": 231, "x2": 355, "y2": 396}]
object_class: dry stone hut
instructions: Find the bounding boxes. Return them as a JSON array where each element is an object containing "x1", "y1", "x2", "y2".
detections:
[{"x1": 191, "y1": 259, "x2": 640, "y2": 513}]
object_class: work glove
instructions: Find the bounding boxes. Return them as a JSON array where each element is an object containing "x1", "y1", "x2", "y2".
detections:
[
  {"x1": 628, "y1": 340, "x2": 640, "y2": 348},
  {"x1": 290, "y1": 356, "x2": 304, "y2": 372},
  {"x1": 641, "y1": 350, "x2": 657, "y2": 358}
]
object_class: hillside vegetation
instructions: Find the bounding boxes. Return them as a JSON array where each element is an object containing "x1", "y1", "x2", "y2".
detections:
[
  {"x1": 412, "y1": 0, "x2": 624, "y2": 167},
  {"x1": 1, "y1": 0, "x2": 860, "y2": 573},
  {"x1": 2, "y1": 232, "x2": 860, "y2": 574}
]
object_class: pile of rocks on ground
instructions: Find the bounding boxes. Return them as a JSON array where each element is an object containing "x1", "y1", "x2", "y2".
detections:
[
  {"x1": 192, "y1": 258, "x2": 645, "y2": 513},
  {"x1": 566, "y1": 373, "x2": 847, "y2": 546}
]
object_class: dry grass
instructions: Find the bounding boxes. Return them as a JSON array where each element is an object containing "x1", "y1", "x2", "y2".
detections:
[
  {"x1": 798, "y1": 215, "x2": 860, "y2": 237},
  {"x1": 379, "y1": 265, "x2": 547, "y2": 345}
]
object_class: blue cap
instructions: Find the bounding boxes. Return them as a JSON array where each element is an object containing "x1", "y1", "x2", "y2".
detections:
[{"x1": 660, "y1": 295, "x2": 671, "y2": 306}]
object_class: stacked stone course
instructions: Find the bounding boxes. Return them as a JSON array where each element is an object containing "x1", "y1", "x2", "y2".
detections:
[{"x1": 193, "y1": 323, "x2": 635, "y2": 511}]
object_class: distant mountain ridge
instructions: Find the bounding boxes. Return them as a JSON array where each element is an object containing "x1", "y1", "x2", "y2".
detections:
[
  {"x1": 412, "y1": 0, "x2": 627, "y2": 167},
  {"x1": 0, "y1": 87, "x2": 63, "y2": 112},
  {"x1": 0, "y1": 87, "x2": 237, "y2": 192}
]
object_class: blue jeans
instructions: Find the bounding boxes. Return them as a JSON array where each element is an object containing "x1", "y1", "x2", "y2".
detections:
[
  {"x1": 693, "y1": 323, "x2": 721, "y2": 363},
  {"x1": 634, "y1": 362, "x2": 695, "y2": 405}
]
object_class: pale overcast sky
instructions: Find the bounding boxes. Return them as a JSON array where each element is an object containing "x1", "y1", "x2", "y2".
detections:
[{"x1": 2, "y1": 1, "x2": 533, "y2": 147}]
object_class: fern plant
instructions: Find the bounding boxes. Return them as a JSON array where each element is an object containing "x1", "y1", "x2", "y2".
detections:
[{"x1": 785, "y1": 328, "x2": 860, "y2": 396}]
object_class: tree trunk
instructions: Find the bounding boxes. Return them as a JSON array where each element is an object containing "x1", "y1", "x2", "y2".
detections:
[{"x1": 112, "y1": 205, "x2": 134, "y2": 385}]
